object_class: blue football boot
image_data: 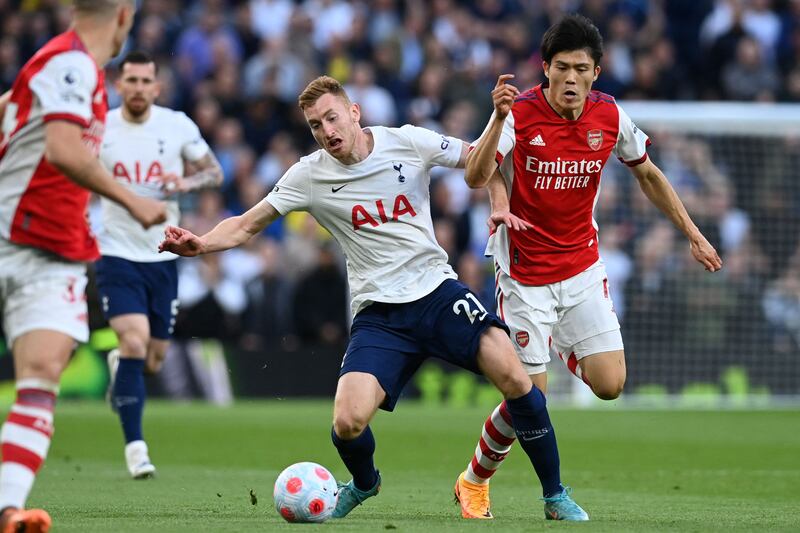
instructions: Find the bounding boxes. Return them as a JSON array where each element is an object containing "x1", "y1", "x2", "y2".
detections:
[
  {"x1": 542, "y1": 486, "x2": 589, "y2": 521},
  {"x1": 332, "y1": 471, "x2": 381, "y2": 518}
]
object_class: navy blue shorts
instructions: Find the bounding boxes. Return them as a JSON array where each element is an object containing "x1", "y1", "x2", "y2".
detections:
[
  {"x1": 340, "y1": 279, "x2": 508, "y2": 411},
  {"x1": 94, "y1": 256, "x2": 179, "y2": 340}
]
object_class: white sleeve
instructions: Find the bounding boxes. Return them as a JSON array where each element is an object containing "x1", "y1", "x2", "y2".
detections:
[
  {"x1": 30, "y1": 51, "x2": 97, "y2": 127},
  {"x1": 399, "y1": 124, "x2": 462, "y2": 169},
  {"x1": 177, "y1": 112, "x2": 210, "y2": 162},
  {"x1": 470, "y1": 110, "x2": 516, "y2": 164},
  {"x1": 265, "y1": 162, "x2": 311, "y2": 215},
  {"x1": 613, "y1": 104, "x2": 650, "y2": 167}
]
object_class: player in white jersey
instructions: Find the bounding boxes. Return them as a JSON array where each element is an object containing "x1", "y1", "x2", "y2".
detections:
[
  {"x1": 160, "y1": 76, "x2": 588, "y2": 521},
  {"x1": 96, "y1": 51, "x2": 222, "y2": 479}
]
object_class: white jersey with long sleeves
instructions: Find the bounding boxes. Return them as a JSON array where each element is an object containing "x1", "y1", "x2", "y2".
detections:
[
  {"x1": 98, "y1": 105, "x2": 209, "y2": 262},
  {"x1": 266, "y1": 125, "x2": 462, "y2": 316}
]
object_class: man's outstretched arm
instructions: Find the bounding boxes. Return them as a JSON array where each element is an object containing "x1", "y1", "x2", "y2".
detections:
[
  {"x1": 630, "y1": 157, "x2": 722, "y2": 272},
  {"x1": 160, "y1": 198, "x2": 281, "y2": 256}
]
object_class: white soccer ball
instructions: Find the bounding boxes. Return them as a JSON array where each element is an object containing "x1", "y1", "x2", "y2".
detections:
[{"x1": 273, "y1": 462, "x2": 337, "y2": 523}]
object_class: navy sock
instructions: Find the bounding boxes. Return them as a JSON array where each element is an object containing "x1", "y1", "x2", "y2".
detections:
[
  {"x1": 331, "y1": 426, "x2": 378, "y2": 491},
  {"x1": 505, "y1": 386, "x2": 563, "y2": 497},
  {"x1": 113, "y1": 358, "x2": 146, "y2": 444}
]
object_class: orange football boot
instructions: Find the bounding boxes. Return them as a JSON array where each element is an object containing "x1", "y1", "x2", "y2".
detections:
[
  {"x1": 453, "y1": 471, "x2": 493, "y2": 519},
  {"x1": 0, "y1": 507, "x2": 51, "y2": 533}
]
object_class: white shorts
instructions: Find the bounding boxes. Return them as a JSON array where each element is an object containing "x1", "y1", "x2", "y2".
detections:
[
  {"x1": 496, "y1": 260, "x2": 623, "y2": 374},
  {"x1": 0, "y1": 239, "x2": 89, "y2": 347}
]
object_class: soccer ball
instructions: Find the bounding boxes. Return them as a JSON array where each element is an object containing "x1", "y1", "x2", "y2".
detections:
[{"x1": 273, "y1": 462, "x2": 337, "y2": 523}]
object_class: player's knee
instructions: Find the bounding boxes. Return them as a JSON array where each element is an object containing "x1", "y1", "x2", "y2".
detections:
[
  {"x1": 18, "y1": 359, "x2": 63, "y2": 383},
  {"x1": 494, "y1": 364, "x2": 533, "y2": 399},
  {"x1": 332, "y1": 412, "x2": 368, "y2": 440},
  {"x1": 593, "y1": 375, "x2": 625, "y2": 400},
  {"x1": 506, "y1": 374, "x2": 534, "y2": 399},
  {"x1": 117, "y1": 332, "x2": 148, "y2": 358}
]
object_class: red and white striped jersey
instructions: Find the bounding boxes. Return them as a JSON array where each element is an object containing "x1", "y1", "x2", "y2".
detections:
[
  {"x1": 0, "y1": 30, "x2": 107, "y2": 262},
  {"x1": 480, "y1": 83, "x2": 650, "y2": 286}
]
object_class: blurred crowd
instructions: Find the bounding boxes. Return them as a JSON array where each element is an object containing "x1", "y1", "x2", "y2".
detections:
[{"x1": 1, "y1": 0, "x2": 799, "y2": 391}]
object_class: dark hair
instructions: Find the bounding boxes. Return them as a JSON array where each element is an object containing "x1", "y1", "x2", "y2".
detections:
[
  {"x1": 119, "y1": 50, "x2": 158, "y2": 74},
  {"x1": 540, "y1": 14, "x2": 604, "y2": 66}
]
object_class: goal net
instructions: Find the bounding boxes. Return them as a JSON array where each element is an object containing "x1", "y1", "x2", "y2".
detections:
[{"x1": 550, "y1": 101, "x2": 800, "y2": 407}]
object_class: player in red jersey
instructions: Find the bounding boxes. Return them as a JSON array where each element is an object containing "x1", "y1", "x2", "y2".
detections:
[
  {"x1": 0, "y1": 2, "x2": 165, "y2": 531},
  {"x1": 453, "y1": 15, "x2": 722, "y2": 520}
]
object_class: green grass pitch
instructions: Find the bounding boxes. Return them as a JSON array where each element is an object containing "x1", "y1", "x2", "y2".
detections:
[{"x1": 19, "y1": 401, "x2": 800, "y2": 532}]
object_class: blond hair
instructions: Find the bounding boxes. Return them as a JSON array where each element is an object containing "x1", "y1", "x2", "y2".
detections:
[{"x1": 298, "y1": 76, "x2": 351, "y2": 110}]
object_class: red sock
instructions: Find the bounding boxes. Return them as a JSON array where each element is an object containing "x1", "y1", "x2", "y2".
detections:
[
  {"x1": 0, "y1": 380, "x2": 56, "y2": 510},
  {"x1": 464, "y1": 401, "x2": 516, "y2": 484}
]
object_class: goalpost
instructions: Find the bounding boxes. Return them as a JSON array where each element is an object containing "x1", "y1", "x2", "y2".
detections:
[{"x1": 550, "y1": 101, "x2": 800, "y2": 407}]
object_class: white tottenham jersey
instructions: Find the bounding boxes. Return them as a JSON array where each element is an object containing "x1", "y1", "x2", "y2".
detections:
[
  {"x1": 266, "y1": 125, "x2": 462, "y2": 316},
  {"x1": 98, "y1": 105, "x2": 209, "y2": 261}
]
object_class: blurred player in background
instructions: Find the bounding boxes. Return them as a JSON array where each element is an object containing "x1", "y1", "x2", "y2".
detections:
[
  {"x1": 160, "y1": 75, "x2": 588, "y2": 522},
  {"x1": 456, "y1": 14, "x2": 723, "y2": 519},
  {"x1": 0, "y1": 1, "x2": 166, "y2": 531},
  {"x1": 98, "y1": 50, "x2": 222, "y2": 479}
]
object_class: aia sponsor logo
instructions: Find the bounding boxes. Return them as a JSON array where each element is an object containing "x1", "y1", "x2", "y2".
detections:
[
  {"x1": 351, "y1": 194, "x2": 417, "y2": 230},
  {"x1": 113, "y1": 161, "x2": 164, "y2": 184},
  {"x1": 515, "y1": 330, "x2": 529, "y2": 347},
  {"x1": 587, "y1": 129, "x2": 603, "y2": 151}
]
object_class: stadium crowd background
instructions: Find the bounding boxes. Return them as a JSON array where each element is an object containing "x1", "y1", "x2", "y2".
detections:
[{"x1": 1, "y1": 0, "x2": 799, "y2": 395}]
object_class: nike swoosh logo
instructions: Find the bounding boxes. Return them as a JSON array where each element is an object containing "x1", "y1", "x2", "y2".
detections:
[
  {"x1": 331, "y1": 184, "x2": 348, "y2": 193},
  {"x1": 521, "y1": 432, "x2": 549, "y2": 441}
]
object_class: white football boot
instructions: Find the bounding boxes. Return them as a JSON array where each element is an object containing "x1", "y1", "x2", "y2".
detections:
[{"x1": 125, "y1": 440, "x2": 156, "y2": 479}]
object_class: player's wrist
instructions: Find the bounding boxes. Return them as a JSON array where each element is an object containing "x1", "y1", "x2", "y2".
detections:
[{"x1": 196, "y1": 236, "x2": 211, "y2": 255}]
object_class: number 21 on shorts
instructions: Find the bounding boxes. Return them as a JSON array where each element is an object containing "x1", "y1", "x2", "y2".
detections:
[{"x1": 453, "y1": 293, "x2": 488, "y2": 324}]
